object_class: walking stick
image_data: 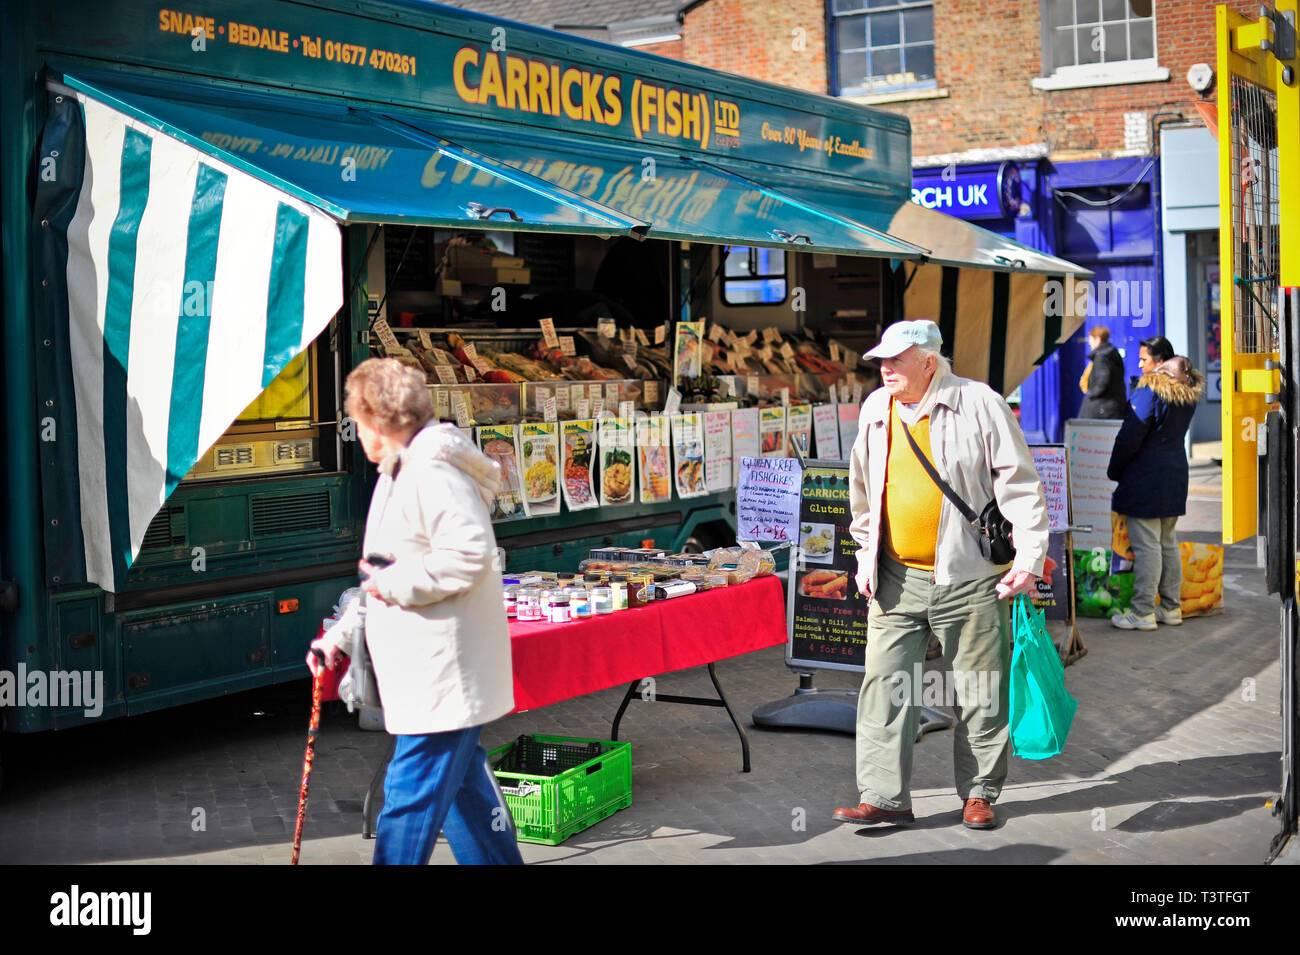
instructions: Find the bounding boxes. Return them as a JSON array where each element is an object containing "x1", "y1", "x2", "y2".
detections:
[{"x1": 291, "y1": 649, "x2": 327, "y2": 866}]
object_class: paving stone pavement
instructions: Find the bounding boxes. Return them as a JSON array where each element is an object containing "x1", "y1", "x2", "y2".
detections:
[{"x1": 0, "y1": 476, "x2": 1290, "y2": 864}]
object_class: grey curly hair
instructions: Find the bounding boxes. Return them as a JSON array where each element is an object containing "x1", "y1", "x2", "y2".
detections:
[{"x1": 344, "y1": 357, "x2": 434, "y2": 435}]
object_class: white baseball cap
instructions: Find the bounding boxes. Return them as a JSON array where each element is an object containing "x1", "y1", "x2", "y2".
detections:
[{"x1": 864, "y1": 319, "x2": 943, "y2": 359}]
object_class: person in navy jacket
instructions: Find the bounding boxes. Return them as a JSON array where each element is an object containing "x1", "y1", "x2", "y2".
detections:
[{"x1": 1106, "y1": 355, "x2": 1205, "y2": 630}]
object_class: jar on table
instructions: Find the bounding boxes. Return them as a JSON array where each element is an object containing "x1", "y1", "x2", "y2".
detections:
[
  {"x1": 568, "y1": 586, "x2": 592, "y2": 618},
  {"x1": 556, "y1": 572, "x2": 578, "y2": 588},
  {"x1": 539, "y1": 589, "x2": 556, "y2": 615},
  {"x1": 516, "y1": 587, "x2": 543, "y2": 622},
  {"x1": 502, "y1": 584, "x2": 520, "y2": 618},
  {"x1": 608, "y1": 575, "x2": 629, "y2": 611},
  {"x1": 590, "y1": 586, "x2": 615, "y2": 615},
  {"x1": 583, "y1": 573, "x2": 605, "y2": 588},
  {"x1": 626, "y1": 572, "x2": 655, "y2": 607},
  {"x1": 547, "y1": 594, "x2": 571, "y2": 624}
]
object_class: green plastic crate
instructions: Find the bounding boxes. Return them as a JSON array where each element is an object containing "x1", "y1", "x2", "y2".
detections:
[{"x1": 489, "y1": 734, "x2": 632, "y2": 845}]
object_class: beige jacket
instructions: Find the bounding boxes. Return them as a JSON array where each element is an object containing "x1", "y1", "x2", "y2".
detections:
[
  {"x1": 361, "y1": 422, "x2": 515, "y2": 735},
  {"x1": 848, "y1": 367, "x2": 1049, "y2": 597}
]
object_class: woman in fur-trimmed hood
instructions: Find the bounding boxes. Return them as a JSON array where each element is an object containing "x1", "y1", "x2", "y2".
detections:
[{"x1": 1106, "y1": 356, "x2": 1205, "y2": 629}]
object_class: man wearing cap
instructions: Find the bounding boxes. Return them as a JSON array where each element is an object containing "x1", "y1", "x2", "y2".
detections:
[{"x1": 835, "y1": 320, "x2": 1049, "y2": 830}]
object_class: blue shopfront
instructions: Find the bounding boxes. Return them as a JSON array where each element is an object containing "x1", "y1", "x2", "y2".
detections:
[{"x1": 913, "y1": 158, "x2": 1161, "y2": 443}]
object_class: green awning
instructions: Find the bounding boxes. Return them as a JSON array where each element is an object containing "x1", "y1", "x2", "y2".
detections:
[
  {"x1": 377, "y1": 111, "x2": 928, "y2": 260},
  {"x1": 57, "y1": 71, "x2": 649, "y2": 237}
]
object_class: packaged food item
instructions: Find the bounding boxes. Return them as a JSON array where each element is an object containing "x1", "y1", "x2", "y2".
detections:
[
  {"x1": 608, "y1": 574, "x2": 629, "y2": 611},
  {"x1": 590, "y1": 586, "x2": 615, "y2": 614},
  {"x1": 583, "y1": 572, "x2": 605, "y2": 586},
  {"x1": 516, "y1": 587, "x2": 543, "y2": 622},
  {"x1": 654, "y1": 579, "x2": 698, "y2": 600},
  {"x1": 706, "y1": 546, "x2": 776, "y2": 583},
  {"x1": 503, "y1": 584, "x2": 520, "y2": 618},
  {"x1": 568, "y1": 587, "x2": 592, "y2": 618},
  {"x1": 626, "y1": 572, "x2": 656, "y2": 607},
  {"x1": 547, "y1": 595, "x2": 571, "y2": 624}
]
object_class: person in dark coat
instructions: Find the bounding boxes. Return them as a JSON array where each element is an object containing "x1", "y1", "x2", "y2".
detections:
[
  {"x1": 1078, "y1": 326, "x2": 1127, "y2": 419},
  {"x1": 1106, "y1": 356, "x2": 1205, "y2": 630}
]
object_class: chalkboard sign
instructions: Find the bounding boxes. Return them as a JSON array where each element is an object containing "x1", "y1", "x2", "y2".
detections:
[
  {"x1": 736, "y1": 456, "x2": 803, "y2": 543},
  {"x1": 1029, "y1": 445, "x2": 1069, "y2": 533},
  {"x1": 785, "y1": 460, "x2": 870, "y2": 672}
]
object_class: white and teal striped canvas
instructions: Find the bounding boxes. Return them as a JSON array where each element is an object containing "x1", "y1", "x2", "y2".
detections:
[{"x1": 63, "y1": 92, "x2": 342, "y2": 591}]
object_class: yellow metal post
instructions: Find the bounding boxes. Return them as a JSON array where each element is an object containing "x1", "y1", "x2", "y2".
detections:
[{"x1": 1217, "y1": 3, "x2": 1295, "y2": 543}]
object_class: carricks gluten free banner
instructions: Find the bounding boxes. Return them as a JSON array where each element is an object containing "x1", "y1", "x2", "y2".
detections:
[{"x1": 788, "y1": 464, "x2": 869, "y2": 671}]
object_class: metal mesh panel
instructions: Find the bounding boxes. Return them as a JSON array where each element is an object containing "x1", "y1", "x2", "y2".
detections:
[{"x1": 1229, "y1": 75, "x2": 1280, "y2": 355}]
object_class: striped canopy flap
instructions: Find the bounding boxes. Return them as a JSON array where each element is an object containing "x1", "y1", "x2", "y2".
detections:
[{"x1": 36, "y1": 87, "x2": 342, "y2": 592}]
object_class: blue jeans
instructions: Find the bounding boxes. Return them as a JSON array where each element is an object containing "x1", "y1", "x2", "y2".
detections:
[{"x1": 373, "y1": 726, "x2": 524, "y2": 865}]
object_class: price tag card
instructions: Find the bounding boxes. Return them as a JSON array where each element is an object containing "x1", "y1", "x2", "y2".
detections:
[
  {"x1": 664, "y1": 387, "x2": 682, "y2": 417},
  {"x1": 417, "y1": 329, "x2": 432, "y2": 349},
  {"x1": 747, "y1": 375, "x2": 760, "y2": 397},
  {"x1": 780, "y1": 387, "x2": 790, "y2": 407},
  {"x1": 558, "y1": 336, "x2": 576, "y2": 357},
  {"x1": 622, "y1": 338, "x2": 638, "y2": 369},
  {"x1": 655, "y1": 323, "x2": 667, "y2": 345},
  {"x1": 471, "y1": 357, "x2": 491, "y2": 376},
  {"x1": 463, "y1": 364, "x2": 479, "y2": 382},
  {"x1": 763, "y1": 326, "x2": 780, "y2": 343},
  {"x1": 619, "y1": 400, "x2": 635, "y2": 422},
  {"x1": 577, "y1": 398, "x2": 591, "y2": 419},
  {"x1": 591, "y1": 398, "x2": 605, "y2": 418},
  {"x1": 829, "y1": 341, "x2": 841, "y2": 363},
  {"x1": 780, "y1": 341, "x2": 795, "y2": 359},
  {"x1": 429, "y1": 347, "x2": 453, "y2": 365},
  {"x1": 634, "y1": 327, "x2": 650, "y2": 347},
  {"x1": 757, "y1": 345, "x2": 773, "y2": 362},
  {"x1": 852, "y1": 380, "x2": 864, "y2": 404},
  {"x1": 433, "y1": 389, "x2": 450, "y2": 421},
  {"x1": 373, "y1": 317, "x2": 400, "y2": 353},
  {"x1": 744, "y1": 329, "x2": 759, "y2": 346},
  {"x1": 708, "y1": 324, "x2": 726, "y2": 343},
  {"x1": 717, "y1": 377, "x2": 732, "y2": 398},
  {"x1": 543, "y1": 396, "x2": 558, "y2": 422},
  {"x1": 452, "y1": 392, "x2": 472, "y2": 428},
  {"x1": 539, "y1": 318, "x2": 559, "y2": 349},
  {"x1": 645, "y1": 380, "x2": 660, "y2": 405},
  {"x1": 556, "y1": 386, "x2": 571, "y2": 412},
  {"x1": 829, "y1": 382, "x2": 839, "y2": 405},
  {"x1": 598, "y1": 317, "x2": 617, "y2": 338},
  {"x1": 434, "y1": 365, "x2": 458, "y2": 385},
  {"x1": 605, "y1": 382, "x2": 621, "y2": 405},
  {"x1": 588, "y1": 383, "x2": 604, "y2": 401}
]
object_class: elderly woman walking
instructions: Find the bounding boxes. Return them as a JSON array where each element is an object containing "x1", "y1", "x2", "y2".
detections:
[
  {"x1": 1107, "y1": 355, "x2": 1205, "y2": 631},
  {"x1": 309, "y1": 357, "x2": 523, "y2": 865}
]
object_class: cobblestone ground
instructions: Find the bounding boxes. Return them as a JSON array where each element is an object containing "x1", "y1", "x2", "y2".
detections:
[{"x1": 0, "y1": 463, "x2": 1289, "y2": 864}]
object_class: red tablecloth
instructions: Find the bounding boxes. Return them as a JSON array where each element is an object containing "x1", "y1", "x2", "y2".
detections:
[{"x1": 508, "y1": 575, "x2": 787, "y2": 712}]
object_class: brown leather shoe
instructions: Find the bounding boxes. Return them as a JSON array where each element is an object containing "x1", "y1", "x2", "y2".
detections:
[
  {"x1": 962, "y1": 798, "x2": 996, "y2": 829},
  {"x1": 832, "y1": 802, "x2": 915, "y2": 825}
]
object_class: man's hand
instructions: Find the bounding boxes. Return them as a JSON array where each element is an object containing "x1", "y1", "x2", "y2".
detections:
[{"x1": 995, "y1": 568, "x2": 1039, "y2": 600}]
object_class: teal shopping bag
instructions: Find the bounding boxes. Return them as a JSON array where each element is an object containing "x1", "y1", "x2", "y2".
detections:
[{"x1": 1008, "y1": 595, "x2": 1078, "y2": 759}]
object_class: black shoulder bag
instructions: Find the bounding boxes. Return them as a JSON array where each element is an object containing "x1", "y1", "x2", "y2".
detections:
[{"x1": 898, "y1": 417, "x2": 1016, "y2": 565}]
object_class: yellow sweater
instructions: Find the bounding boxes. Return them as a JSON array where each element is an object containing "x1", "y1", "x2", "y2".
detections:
[{"x1": 881, "y1": 403, "x2": 942, "y2": 570}]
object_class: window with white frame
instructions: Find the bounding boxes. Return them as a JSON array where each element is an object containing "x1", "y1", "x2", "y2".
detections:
[
  {"x1": 1036, "y1": 0, "x2": 1167, "y2": 89},
  {"x1": 830, "y1": 0, "x2": 936, "y2": 97}
]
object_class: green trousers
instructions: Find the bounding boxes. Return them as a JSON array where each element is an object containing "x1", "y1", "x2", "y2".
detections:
[{"x1": 856, "y1": 556, "x2": 1011, "y2": 810}]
